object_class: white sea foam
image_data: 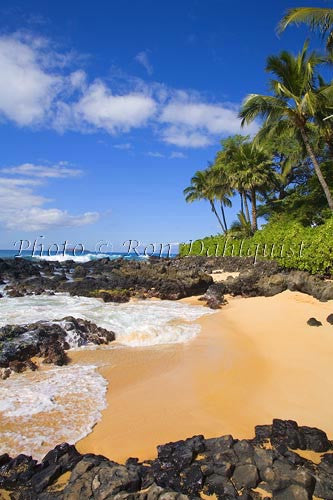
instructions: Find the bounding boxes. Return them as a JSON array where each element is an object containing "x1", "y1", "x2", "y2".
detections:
[
  {"x1": 0, "y1": 364, "x2": 107, "y2": 460},
  {"x1": 33, "y1": 253, "x2": 149, "y2": 263},
  {"x1": 0, "y1": 295, "x2": 214, "y2": 460},
  {"x1": 34, "y1": 253, "x2": 113, "y2": 263},
  {"x1": 0, "y1": 294, "x2": 214, "y2": 347}
]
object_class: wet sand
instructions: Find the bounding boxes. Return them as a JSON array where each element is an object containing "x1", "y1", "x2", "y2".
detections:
[{"x1": 75, "y1": 290, "x2": 333, "y2": 463}]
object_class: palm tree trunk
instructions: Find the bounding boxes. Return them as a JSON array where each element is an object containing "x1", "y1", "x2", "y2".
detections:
[
  {"x1": 210, "y1": 200, "x2": 226, "y2": 233},
  {"x1": 250, "y1": 188, "x2": 258, "y2": 232},
  {"x1": 220, "y1": 201, "x2": 228, "y2": 232},
  {"x1": 240, "y1": 191, "x2": 244, "y2": 215},
  {"x1": 300, "y1": 128, "x2": 333, "y2": 210},
  {"x1": 243, "y1": 192, "x2": 251, "y2": 223}
]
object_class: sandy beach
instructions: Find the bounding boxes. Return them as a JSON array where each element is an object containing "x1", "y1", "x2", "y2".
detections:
[{"x1": 74, "y1": 290, "x2": 333, "y2": 463}]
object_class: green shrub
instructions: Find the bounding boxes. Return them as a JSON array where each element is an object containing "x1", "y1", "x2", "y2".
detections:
[{"x1": 179, "y1": 218, "x2": 333, "y2": 275}]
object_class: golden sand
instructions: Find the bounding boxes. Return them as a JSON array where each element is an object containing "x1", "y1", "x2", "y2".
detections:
[
  {"x1": 73, "y1": 290, "x2": 333, "y2": 463},
  {"x1": 209, "y1": 271, "x2": 240, "y2": 282}
]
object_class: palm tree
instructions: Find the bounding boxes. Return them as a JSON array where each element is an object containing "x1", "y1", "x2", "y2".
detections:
[
  {"x1": 239, "y1": 42, "x2": 333, "y2": 211},
  {"x1": 278, "y1": 7, "x2": 333, "y2": 52},
  {"x1": 227, "y1": 142, "x2": 274, "y2": 231},
  {"x1": 183, "y1": 169, "x2": 227, "y2": 233},
  {"x1": 243, "y1": 144, "x2": 274, "y2": 232},
  {"x1": 210, "y1": 164, "x2": 233, "y2": 231},
  {"x1": 216, "y1": 135, "x2": 251, "y2": 222},
  {"x1": 216, "y1": 135, "x2": 275, "y2": 231},
  {"x1": 312, "y1": 76, "x2": 333, "y2": 156},
  {"x1": 259, "y1": 130, "x2": 305, "y2": 199}
]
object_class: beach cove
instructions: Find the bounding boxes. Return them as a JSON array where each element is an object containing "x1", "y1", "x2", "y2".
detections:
[{"x1": 74, "y1": 290, "x2": 333, "y2": 463}]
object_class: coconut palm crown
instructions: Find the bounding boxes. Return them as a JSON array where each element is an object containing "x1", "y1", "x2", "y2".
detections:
[{"x1": 239, "y1": 41, "x2": 333, "y2": 211}]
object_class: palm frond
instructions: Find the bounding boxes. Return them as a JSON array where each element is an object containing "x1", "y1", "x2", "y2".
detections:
[
  {"x1": 278, "y1": 7, "x2": 333, "y2": 34},
  {"x1": 239, "y1": 94, "x2": 286, "y2": 125}
]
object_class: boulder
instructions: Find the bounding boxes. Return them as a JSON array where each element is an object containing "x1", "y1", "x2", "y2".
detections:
[
  {"x1": 274, "y1": 484, "x2": 312, "y2": 500},
  {"x1": 307, "y1": 317, "x2": 322, "y2": 327},
  {"x1": 92, "y1": 289, "x2": 131, "y2": 303},
  {"x1": 62, "y1": 462, "x2": 141, "y2": 500},
  {"x1": 200, "y1": 283, "x2": 227, "y2": 309},
  {"x1": 257, "y1": 273, "x2": 287, "y2": 296},
  {"x1": 232, "y1": 464, "x2": 259, "y2": 490},
  {"x1": 0, "y1": 318, "x2": 115, "y2": 375}
]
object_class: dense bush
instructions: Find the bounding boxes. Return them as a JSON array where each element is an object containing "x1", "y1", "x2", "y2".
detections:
[{"x1": 179, "y1": 218, "x2": 333, "y2": 275}]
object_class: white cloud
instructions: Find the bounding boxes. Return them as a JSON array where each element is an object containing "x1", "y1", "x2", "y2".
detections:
[
  {"x1": 159, "y1": 99, "x2": 259, "y2": 147},
  {"x1": 0, "y1": 32, "x2": 259, "y2": 148},
  {"x1": 0, "y1": 34, "x2": 62, "y2": 126},
  {"x1": 69, "y1": 69, "x2": 86, "y2": 90},
  {"x1": 170, "y1": 151, "x2": 187, "y2": 159},
  {"x1": 0, "y1": 34, "x2": 157, "y2": 135},
  {"x1": 114, "y1": 143, "x2": 132, "y2": 150},
  {"x1": 147, "y1": 151, "x2": 188, "y2": 159},
  {"x1": 0, "y1": 170, "x2": 99, "y2": 231},
  {"x1": 147, "y1": 151, "x2": 165, "y2": 158},
  {"x1": 7, "y1": 208, "x2": 99, "y2": 231},
  {"x1": 135, "y1": 51, "x2": 153, "y2": 75},
  {"x1": 73, "y1": 81, "x2": 157, "y2": 133},
  {"x1": 2, "y1": 162, "x2": 82, "y2": 178},
  {"x1": 162, "y1": 126, "x2": 212, "y2": 148},
  {"x1": 0, "y1": 177, "x2": 42, "y2": 187}
]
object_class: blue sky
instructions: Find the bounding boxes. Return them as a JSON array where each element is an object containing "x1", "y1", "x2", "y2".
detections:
[{"x1": 0, "y1": 0, "x2": 325, "y2": 251}]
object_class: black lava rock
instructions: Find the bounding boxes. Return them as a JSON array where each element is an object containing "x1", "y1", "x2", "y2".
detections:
[{"x1": 307, "y1": 317, "x2": 322, "y2": 327}]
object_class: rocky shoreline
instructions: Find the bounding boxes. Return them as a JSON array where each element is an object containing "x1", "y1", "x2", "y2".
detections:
[
  {"x1": 2, "y1": 256, "x2": 333, "y2": 306},
  {"x1": 2, "y1": 255, "x2": 333, "y2": 377},
  {"x1": 0, "y1": 317, "x2": 115, "y2": 379},
  {"x1": 1, "y1": 419, "x2": 333, "y2": 499},
  {"x1": 2, "y1": 256, "x2": 333, "y2": 499}
]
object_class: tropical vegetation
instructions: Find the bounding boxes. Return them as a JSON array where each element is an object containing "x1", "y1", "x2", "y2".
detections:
[{"x1": 182, "y1": 5, "x2": 333, "y2": 273}]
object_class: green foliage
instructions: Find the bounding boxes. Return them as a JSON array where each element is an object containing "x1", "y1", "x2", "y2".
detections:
[
  {"x1": 229, "y1": 212, "x2": 253, "y2": 238},
  {"x1": 239, "y1": 41, "x2": 333, "y2": 211},
  {"x1": 258, "y1": 160, "x2": 333, "y2": 225},
  {"x1": 278, "y1": 7, "x2": 333, "y2": 52},
  {"x1": 180, "y1": 11, "x2": 333, "y2": 276},
  {"x1": 179, "y1": 218, "x2": 333, "y2": 276}
]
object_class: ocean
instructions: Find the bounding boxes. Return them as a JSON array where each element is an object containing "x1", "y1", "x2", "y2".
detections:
[
  {"x1": 0, "y1": 251, "x2": 208, "y2": 460},
  {"x1": 0, "y1": 292, "x2": 213, "y2": 459},
  {"x1": 0, "y1": 249, "x2": 178, "y2": 262}
]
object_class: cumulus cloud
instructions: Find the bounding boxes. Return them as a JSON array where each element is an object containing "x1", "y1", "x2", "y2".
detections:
[
  {"x1": 0, "y1": 33, "x2": 157, "y2": 134},
  {"x1": 162, "y1": 127, "x2": 212, "y2": 147},
  {"x1": 135, "y1": 51, "x2": 153, "y2": 75},
  {"x1": 73, "y1": 81, "x2": 156, "y2": 133},
  {"x1": 0, "y1": 32, "x2": 259, "y2": 148},
  {"x1": 160, "y1": 99, "x2": 259, "y2": 147},
  {"x1": 0, "y1": 167, "x2": 99, "y2": 231},
  {"x1": 69, "y1": 69, "x2": 86, "y2": 90},
  {"x1": 6, "y1": 207, "x2": 99, "y2": 231},
  {"x1": 2, "y1": 162, "x2": 82, "y2": 178},
  {"x1": 0, "y1": 34, "x2": 62, "y2": 126}
]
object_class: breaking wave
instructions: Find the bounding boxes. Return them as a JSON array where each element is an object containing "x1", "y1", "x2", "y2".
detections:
[
  {"x1": 0, "y1": 294, "x2": 214, "y2": 347},
  {"x1": 0, "y1": 294, "x2": 214, "y2": 460},
  {"x1": 33, "y1": 252, "x2": 149, "y2": 263},
  {"x1": 0, "y1": 364, "x2": 107, "y2": 460}
]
